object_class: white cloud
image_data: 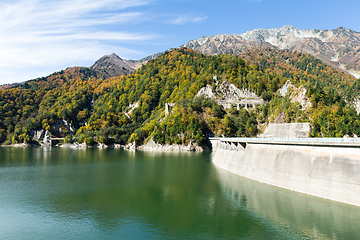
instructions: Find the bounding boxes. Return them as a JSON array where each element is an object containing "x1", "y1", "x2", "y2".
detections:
[
  {"x1": 0, "y1": 0, "x2": 208, "y2": 84},
  {"x1": 170, "y1": 14, "x2": 207, "y2": 25},
  {"x1": 0, "y1": 0, "x2": 154, "y2": 84}
]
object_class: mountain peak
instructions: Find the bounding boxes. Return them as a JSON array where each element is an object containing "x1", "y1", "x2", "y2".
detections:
[
  {"x1": 109, "y1": 53, "x2": 121, "y2": 59},
  {"x1": 181, "y1": 35, "x2": 211, "y2": 48},
  {"x1": 281, "y1": 25, "x2": 299, "y2": 31},
  {"x1": 334, "y1": 26, "x2": 347, "y2": 31},
  {"x1": 91, "y1": 53, "x2": 142, "y2": 79},
  {"x1": 282, "y1": 25, "x2": 297, "y2": 28}
]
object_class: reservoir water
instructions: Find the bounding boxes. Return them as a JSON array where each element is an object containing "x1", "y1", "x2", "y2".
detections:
[{"x1": 1, "y1": 147, "x2": 360, "y2": 239}]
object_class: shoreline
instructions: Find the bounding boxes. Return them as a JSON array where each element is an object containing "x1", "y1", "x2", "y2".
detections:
[
  {"x1": 0, "y1": 142, "x2": 123, "y2": 149},
  {"x1": 0, "y1": 140, "x2": 209, "y2": 152},
  {"x1": 123, "y1": 138, "x2": 209, "y2": 152}
]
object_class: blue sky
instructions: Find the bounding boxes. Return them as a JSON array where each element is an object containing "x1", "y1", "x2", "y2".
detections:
[{"x1": 1, "y1": 0, "x2": 359, "y2": 84}]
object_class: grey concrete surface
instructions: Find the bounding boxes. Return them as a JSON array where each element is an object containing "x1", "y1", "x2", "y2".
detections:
[
  {"x1": 211, "y1": 138, "x2": 360, "y2": 207},
  {"x1": 258, "y1": 123, "x2": 310, "y2": 138}
]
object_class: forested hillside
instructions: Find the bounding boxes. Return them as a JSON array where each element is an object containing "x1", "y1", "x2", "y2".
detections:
[{"x1": 1, "y1": 48, "x2": 360, "y2": 147}]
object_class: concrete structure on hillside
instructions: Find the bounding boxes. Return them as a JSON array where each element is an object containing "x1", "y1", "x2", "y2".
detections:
[
  {"x1": 217, "y1": 99, "x2": 264, "y2": 110},
  {"x1": 258, "y1": 123, "x2": 310, "y2": 138},
  {"x1": 210, "y1": 137, "x2": 360, "y2": 207}
]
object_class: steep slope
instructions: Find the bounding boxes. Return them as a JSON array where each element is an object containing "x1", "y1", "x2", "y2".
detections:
[
  {"x1": 183, "y1": 25, "x2": 360, "y2": 78},
  {"x1": 238, "y1": 47, "x2": 355, "y2": 91}
]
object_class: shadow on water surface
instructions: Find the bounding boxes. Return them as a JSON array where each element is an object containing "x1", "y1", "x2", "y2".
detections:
[{"x1": 215, "y1": 164, "x2": 360, "y2": 239}]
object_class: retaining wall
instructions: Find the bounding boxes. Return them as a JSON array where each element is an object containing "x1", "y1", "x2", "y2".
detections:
[{"x1": 212, "y1": 140, "x2": 360, "y2": 207}]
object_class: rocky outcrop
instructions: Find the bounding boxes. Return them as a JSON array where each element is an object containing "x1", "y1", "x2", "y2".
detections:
[
  {"x1": 124, "y1": 138, "x2": 208, "y2": 152},
  {"x1": 28, "y1": 119, "x2": 73, "y2": 145},
  {"x1": 278, "y1": 80, "x2": 293, "y2": 97},
  {"x1": 349, "y1": 97, "x2": 360, "y2": 114},
  {"x1": 165, "y1": 103, "x2": 175, "y2": 116},
  {"x1": 29, "y1": 129, "x2": 51, "y2": 145},
  {"x1": 279, "y1": 80, "x2": 311, "y2": 110},
  {"x1": 196, "y1": 85, "x2": 216, "y2": 99},
  {"x1": 123, "y1": 141, "x2": 137, "y2": 150},
  {"x1": 59, "y1": 142, "x2": 121, "y2": 148},
  {"x1": 219, "y1": 80, "x2": 259, "y2": 100},
  {"x1": 125, "y1": 102, "x2": 139, "y2": 119},
  {"x1": 289, "y1": 86, "x2": 311, "y2": 110},
  {"x1": 60, "y1": 142, "x2": 87, "y2": 148},
  {"x1": 29, "y1": 129, "x2": 47, "y2": 142},
  {"x1": 196, "y1": 76, "x2": 263, "y2": 109},
  {"x1": 50, "y1": 119, "x2": 74, "y2": 135}
]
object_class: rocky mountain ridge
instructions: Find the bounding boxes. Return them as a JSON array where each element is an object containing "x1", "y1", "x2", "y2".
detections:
[
  {"x1": 91, "y1": 25, "x2": 360, "y2": 79},
  {"x1": 183, "y1": 25, "x2": 360, "y2": 78}
]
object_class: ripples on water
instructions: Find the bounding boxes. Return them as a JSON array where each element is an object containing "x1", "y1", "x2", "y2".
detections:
[{"x1": 0, "y1": 147, "x2": 360, "y2": 239}]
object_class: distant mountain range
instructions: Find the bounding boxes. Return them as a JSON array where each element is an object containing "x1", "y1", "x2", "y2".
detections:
[
  {"x1": 184, "y1": 25, "x2": 360, "y2": 78},
  {"x1": 93, "y1": 25, "x2": 360, "y2": 79}
]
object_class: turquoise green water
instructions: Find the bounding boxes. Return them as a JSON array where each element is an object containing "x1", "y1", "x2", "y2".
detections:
[{"x1": 1, "y1": 147, "x2": 360, "y2": 239}]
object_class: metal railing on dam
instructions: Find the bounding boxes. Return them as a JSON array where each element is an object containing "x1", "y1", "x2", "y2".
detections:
[{"x1": 209, "y1": 137, "x2": 360, "y2": 148}]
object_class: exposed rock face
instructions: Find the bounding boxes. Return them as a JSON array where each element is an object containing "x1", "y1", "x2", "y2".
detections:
[
  {"x1": 50, "y1": 119, "x2": 74, "y2": 135},
  {"x1": 350, "y1": 97, "x2": 360, "y2": 114},
  {"x1": 196, "y1": 85, "x2": 216, "y2": 99},
  {"x1": 42, "y1": 133, "x2": 52, "y2": 146},
  {"x1": 183, "y1": 34, "x2": 275, "y2": 56},
  {"x1": 196, "y1": 76, "x2": 263, "y2": 109},
  {"x1": 184, "y1": 25, "x2": 360, "y2": 78},
  {"x1": 278, "y1": 80, "x2": 293, "y2": 97},
  {"x1": 125, "y1": 102, "x2": 139, "y2": 119},
  {"x1": 138, "y1": 138, "x2": 207, "y2": 152},
  {"x1": 219, "y1": 80, "x2": 259, "y2": 100},
  {"x1": 60, "y1": 143, "x2": 87, "y2": 148},
  {"x1": 29, "y1": 119, "x2": 73, "y2": 145},
  {"x1": 29, "y1": 129, "x2": 51, "y2": 145},
  {"x1": 29, "y1": 129, "x2": 46, "y2": 142},
  {"x1": 278, "y1": 80, "x2": 311, "y2": 110},
  {"x1": 91, "y1": 53, "x2": 143, "y2": 78},
  {"x1": 289, "y1": 86, "x2": 311, "y2": 110},
  {"x1": 165, "y1": 103, "x2": 175, "y2": 116}
]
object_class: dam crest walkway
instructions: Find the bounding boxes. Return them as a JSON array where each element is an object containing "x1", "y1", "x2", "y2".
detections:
[{"x1": 210, "y1": 137, "x2": 360, "y2": 149}]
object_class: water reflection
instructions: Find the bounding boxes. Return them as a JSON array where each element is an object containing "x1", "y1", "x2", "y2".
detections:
[
  {"x1": 2, "y1": 147, "x2": 360, "y2": 239},
  {"x1": 215, "y1": 166, "x2": 360, "y2": 239}
]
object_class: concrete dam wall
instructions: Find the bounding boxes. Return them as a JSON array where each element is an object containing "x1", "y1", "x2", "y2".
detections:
[{"x1": 211, "y1": 138, "x2": 360, "y2": 207}]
